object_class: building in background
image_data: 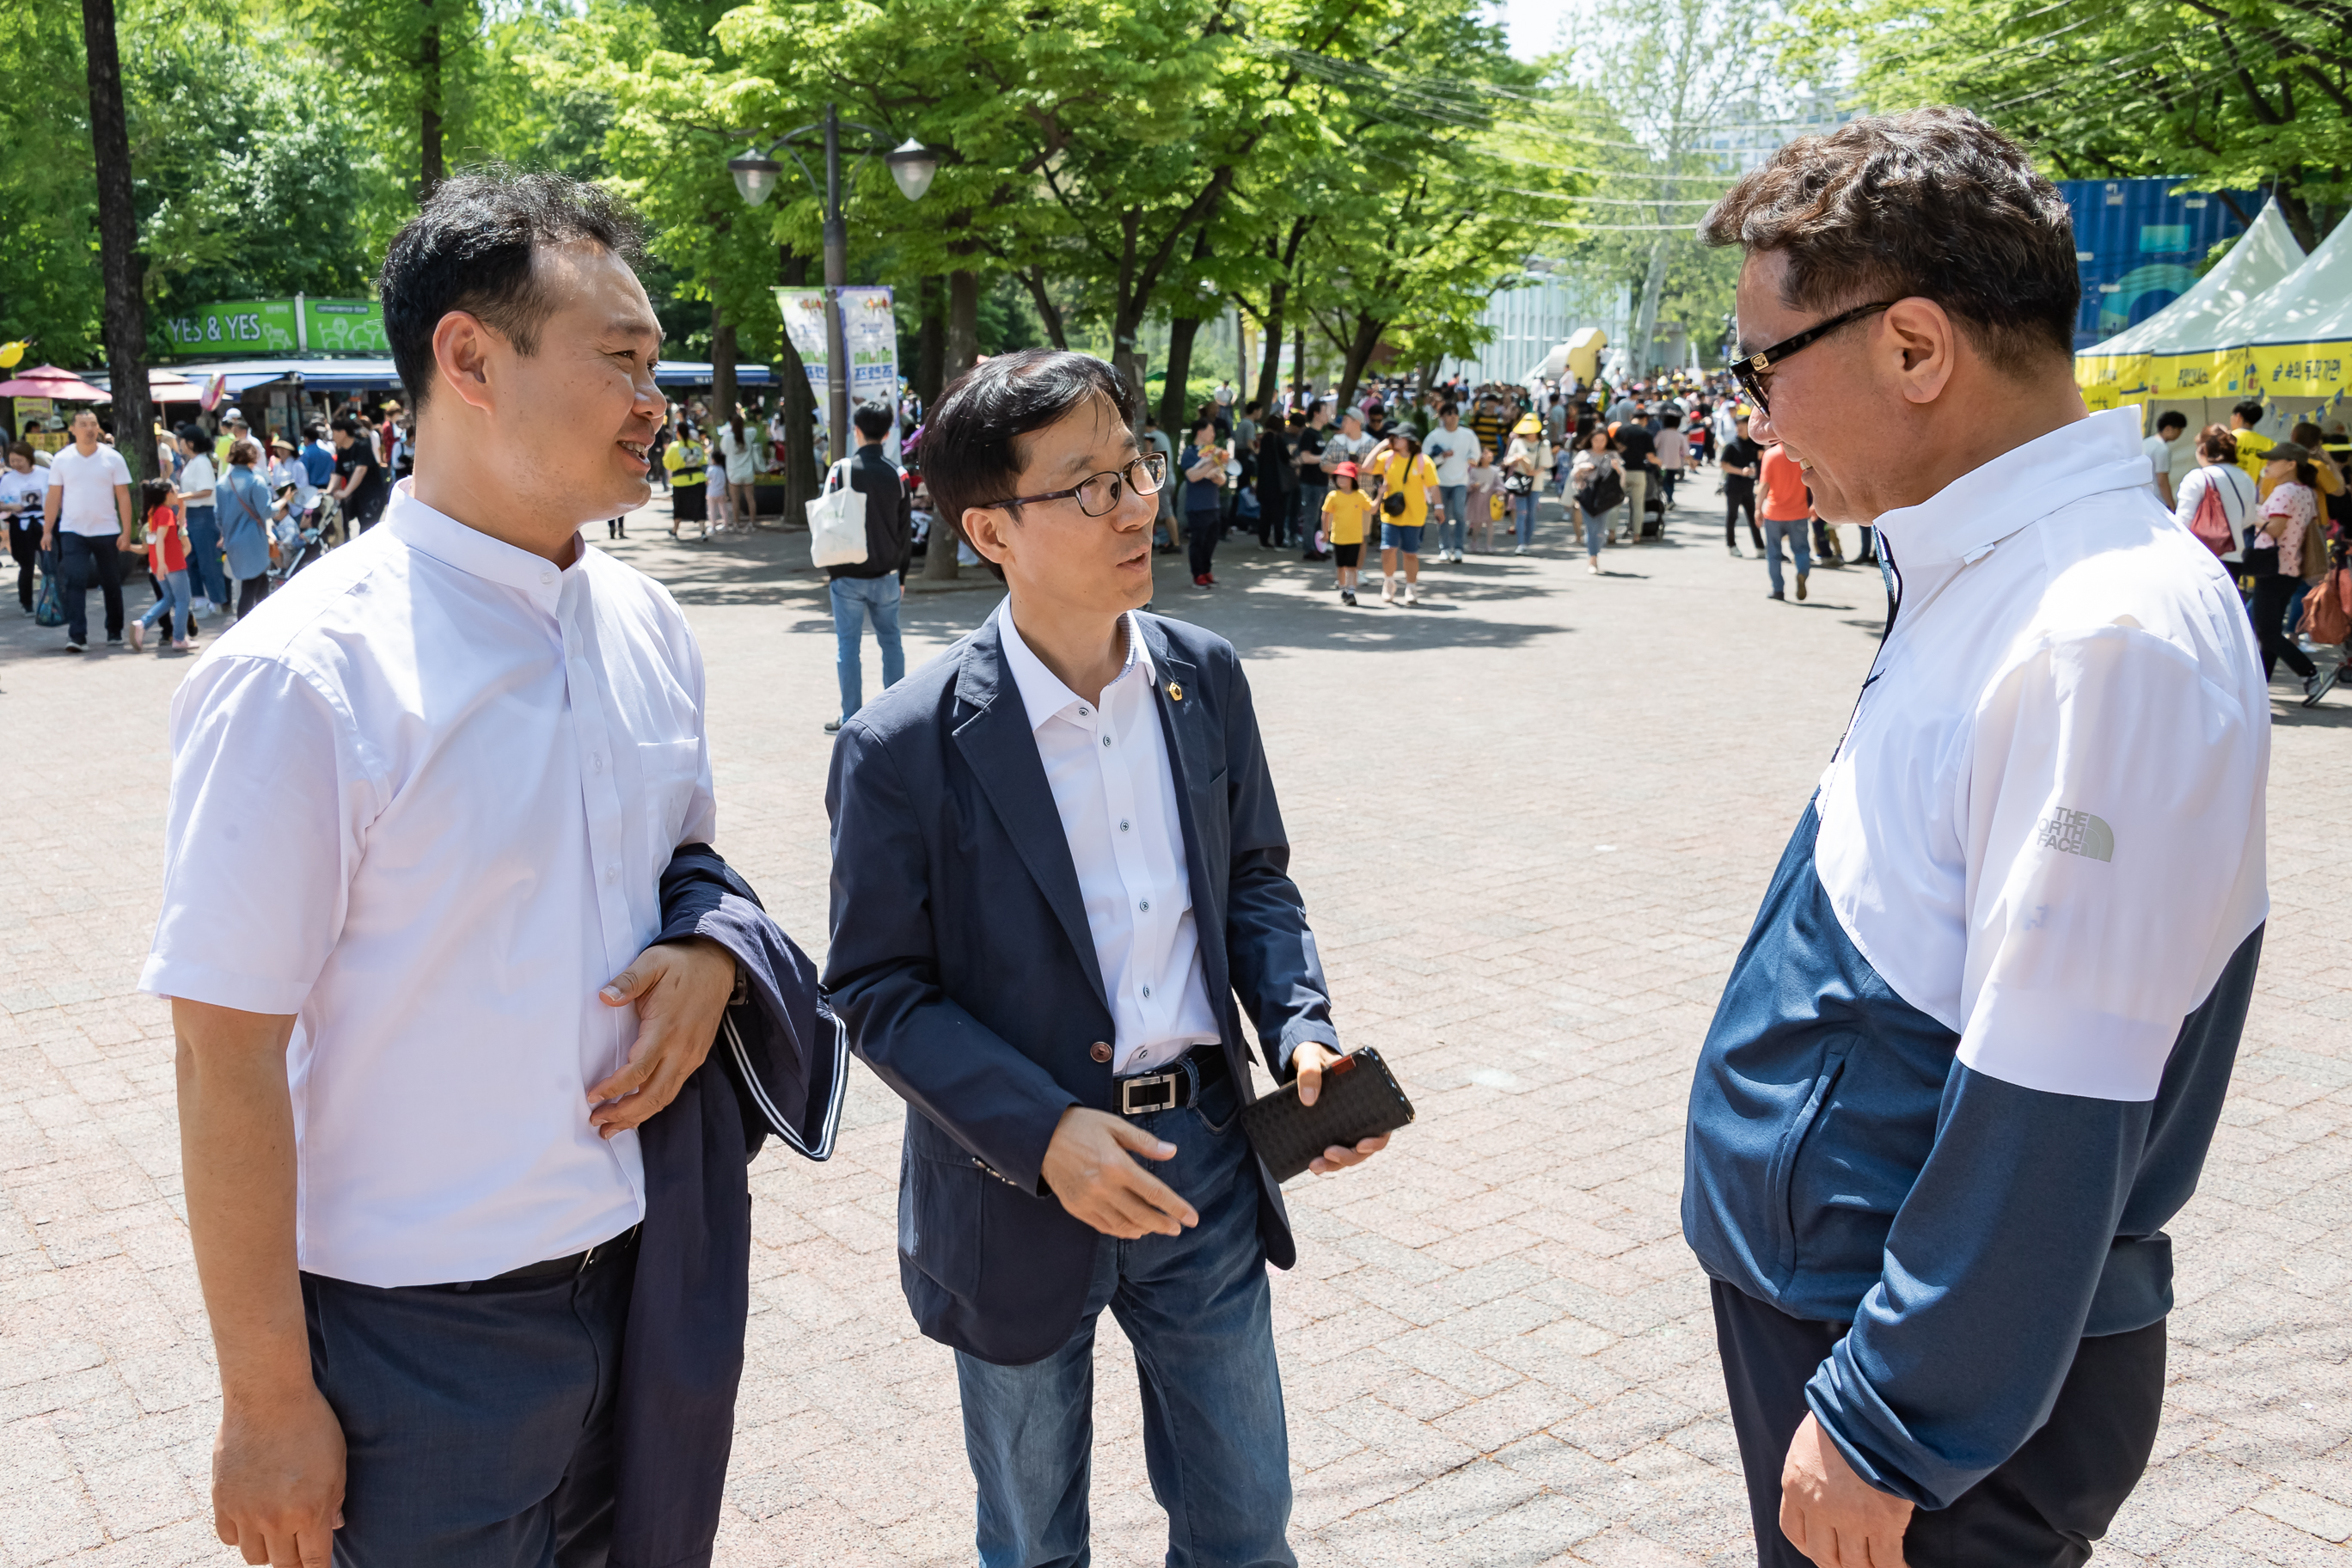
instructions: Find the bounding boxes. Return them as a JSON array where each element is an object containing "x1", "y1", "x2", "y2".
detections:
[
  {"x1": 1442, "y1": 267, "x2": 1632, "y2": 387},
  {"x1": 2060, "y1": 179, "x2": 2258, "y2": 350}
]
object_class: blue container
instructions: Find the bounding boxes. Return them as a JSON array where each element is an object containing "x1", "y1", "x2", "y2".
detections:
[{"x1": 2059, "y1": 178, "x2": 2259, "y2": 351}]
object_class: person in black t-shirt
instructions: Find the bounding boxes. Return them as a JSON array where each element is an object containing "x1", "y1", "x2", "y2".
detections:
[
  {"x1": 1611, "y1": 419, "x2": 1658, "y2": 542},
  {"x1": 331, "y1": 417, "x2": 389, "y2": 534},
  {"x1": 1718, "y1": 413, "x2": 1765, "y2": 556},
  {"x1": 1294, "y1": 409, "x2": 1330, "y2": 558}
]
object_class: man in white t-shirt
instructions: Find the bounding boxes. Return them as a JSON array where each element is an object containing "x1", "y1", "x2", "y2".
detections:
[
  {"x1": 40, "y1": 409, "x2": 133, "y2": 651},
  {"x1": 2143, "y1": 409, "x2": 2189, "y2": 509},
  {"x1": 1423, "y1": 402, "x2": 1479, "y2": 562}
]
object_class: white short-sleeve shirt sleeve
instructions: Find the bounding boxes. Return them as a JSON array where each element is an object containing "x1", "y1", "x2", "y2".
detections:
[
  {"x1": 139, "y1": 655, "x2": 380, "y2": 1014},
  {"x1": 1956, "y1": 627, "x2": 2263, "y2": 1100}
]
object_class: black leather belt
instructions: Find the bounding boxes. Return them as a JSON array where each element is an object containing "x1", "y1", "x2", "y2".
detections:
[
  {"x1": 481, "y1": 1223, "x2": 640, "y2": 1284},
  {"x1": 1115, "y1": 1044, "x2": 1229, "y2": 1116}
]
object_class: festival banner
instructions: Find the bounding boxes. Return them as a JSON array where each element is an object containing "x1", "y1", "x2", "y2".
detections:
[{"x1": 774, "y1": 285, "x2": 901, "y2": 458}]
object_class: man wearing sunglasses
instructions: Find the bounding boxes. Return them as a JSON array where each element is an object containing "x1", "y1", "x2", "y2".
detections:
[
  {"x1": 823, "y1": 349, "x2": 1384, "y2": 1567},
  {"x1": 1683, "y1": 109, "x2": 2269, "y2": 1568}
]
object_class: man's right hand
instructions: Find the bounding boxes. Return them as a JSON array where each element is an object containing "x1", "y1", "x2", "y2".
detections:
[
  {"x1": 1040, "y1": 1106, "x2": 1198, "y2": 1238},
  {"x1": 212, "y1": 1383, "x2": 346, "y2": 1566}
]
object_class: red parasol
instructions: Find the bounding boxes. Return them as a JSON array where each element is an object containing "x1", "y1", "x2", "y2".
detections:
[{"x1": 0, "y1": 364, "x2": 107, "y2": 401}]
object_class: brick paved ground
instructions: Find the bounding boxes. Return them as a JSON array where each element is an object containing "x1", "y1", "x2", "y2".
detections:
[{"x1": 2, "y1": 469, "x2": 2346, "y2": 1567}]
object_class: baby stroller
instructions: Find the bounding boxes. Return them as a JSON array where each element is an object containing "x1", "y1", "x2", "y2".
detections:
[{"x1": 273, "y1": 493, "x2": 330, "y2": 584}]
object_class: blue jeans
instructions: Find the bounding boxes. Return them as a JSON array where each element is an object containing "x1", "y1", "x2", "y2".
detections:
[
  {"x1": 1436, "y1": 484, "x2": 1467, "y2": 554},
  {"x1": 830, "y1": 573, "x2": 904, "y2": 720},
  {"x1": 1763, "y1": 517, "x2": 1812, "y2": 596},
  {"x1": 954, "y1": 1068, "x2": 1294, "y2": 1568},
  {"x1": 1582, "y1": 506, "x2": 1608, "y2": 558},
  {"x1": 185, "y1": 505, "x2": 229, "y2": 609},
  {"x1": 140, "y1": 568, "x2": 191, "y2": 636},
  {"x1": 1514, "y1": 489, "x2": 1538, "y2": 548}
]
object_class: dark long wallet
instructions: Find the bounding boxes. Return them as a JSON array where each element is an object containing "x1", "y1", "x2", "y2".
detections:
[{"x1": 1239, "y1": 1047, "x2": 1415, "y2": 1181}]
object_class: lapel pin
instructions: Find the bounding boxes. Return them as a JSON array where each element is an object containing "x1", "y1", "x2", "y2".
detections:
[{"x1": 1167, "y1": 681, "x2": 1184, "y2": 702}]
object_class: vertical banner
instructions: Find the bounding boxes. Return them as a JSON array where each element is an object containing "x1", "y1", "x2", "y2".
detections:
[
  {"x1": 840, "y1": 285, "x2": 900, "y2": 460},
  {"x1": 775, "y1": 285, "x2": 902, "y2": 461}
]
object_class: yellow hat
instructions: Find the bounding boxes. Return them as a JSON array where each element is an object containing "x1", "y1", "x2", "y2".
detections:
[{"x1": 1512, "y1": 414, "x2": 1540, "y2": 435}]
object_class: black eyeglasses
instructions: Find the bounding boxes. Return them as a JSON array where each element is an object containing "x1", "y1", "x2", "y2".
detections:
[
  {"x1": 979, "y1": 452, "x2": 1167, "y2": 517},
  {"x1": 1729, "y1": 302, "x2": 1896, "y2": 415}
]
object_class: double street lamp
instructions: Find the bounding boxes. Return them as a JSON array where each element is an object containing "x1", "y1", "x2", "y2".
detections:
[{"x1": 728, "y1": 106, "x2": 937, "y2": 459}]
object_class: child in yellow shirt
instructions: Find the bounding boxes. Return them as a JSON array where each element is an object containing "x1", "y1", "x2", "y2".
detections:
[{"x1": 1322, "y1": 462, "x2": 1375, "y2": 606}]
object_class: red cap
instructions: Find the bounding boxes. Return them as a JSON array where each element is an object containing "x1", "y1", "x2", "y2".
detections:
[{"x1": 1333, "y1": 462, "x2": 1359, "y2": 478}]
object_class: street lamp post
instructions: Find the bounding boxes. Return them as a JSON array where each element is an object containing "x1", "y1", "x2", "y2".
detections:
[{"x1": 728, "y1": 107, "x2": 936, "y2": 460}]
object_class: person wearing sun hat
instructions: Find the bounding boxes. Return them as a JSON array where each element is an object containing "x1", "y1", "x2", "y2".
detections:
[{"x1": 1502, "y1": 413, "x2": 1544, "y2": 552}]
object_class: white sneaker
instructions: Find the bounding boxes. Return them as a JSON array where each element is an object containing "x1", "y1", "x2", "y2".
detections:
[
  {"x1": 1514, "y1": 544, "x2": 1528, "y2": 555},
  {"x1": 1405, "y1": 582, "x2": 1419, "y2": 605},
  {"x1": 127, "y1": 621, "x2": 144, "y2": 652},
  {"x1": 1381, "y1": 577, "x2": 1396, "y2": 603}
]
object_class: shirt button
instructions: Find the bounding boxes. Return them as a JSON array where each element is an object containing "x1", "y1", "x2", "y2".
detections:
[
  {"x1": 1141, "y1": 984, "x2": 1152, "y2": 999},
  {"x1": 591, "y1": 754, "x2": 603, "y2": 773},
  {"x1": 603, "y1": 866, "x2": 617, "y2": 885},
  {"x1": 540, "y1": 568, "x2": 554, "y2": 585},
  {"x1": 1119, "y1": 820, "x2": 1130, "y2": 831},
  {"x1": 1089, "y1": 1041, "x2": 1112, "y2": 1063},
  {"x1": 1138, "y1": 899, "x2": 1150, "y2": 911},
  {"x1": 1101, "y1": 735, "x2": 1112, "y2": 748}
]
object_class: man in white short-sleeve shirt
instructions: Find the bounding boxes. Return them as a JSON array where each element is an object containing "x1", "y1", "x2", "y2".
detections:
[
  {"x1": 145, "y1": 171, "x2": 737, "y2": 1568},
  {"x1": 40, "y1": 409, "x2": 133, "y2": 649},
  {"x1": 1423, "y1": 402, "x2": 1478, "y2": 561}
]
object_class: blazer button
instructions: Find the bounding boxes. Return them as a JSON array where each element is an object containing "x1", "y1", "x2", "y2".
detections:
[{"x1": 1089, "y1": 1041, "x2": 1112, "y2": 1063}]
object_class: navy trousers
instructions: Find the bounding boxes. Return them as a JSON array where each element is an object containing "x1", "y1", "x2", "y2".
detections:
[
  {"x1": 1711, "y1": 1280, "x2": 2165, "y2": 1568},
  {"x1": 303, "y1": 1230, "x2": 638, "y2": 1567}
]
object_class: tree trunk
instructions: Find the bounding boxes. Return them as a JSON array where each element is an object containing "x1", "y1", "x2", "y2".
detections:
[
  {"x1": 1020, "y1": 270, "x2": 1069, "y2": 350},
  {"x1": 1333, "y1": 315, "x2": 1382, "y2": 410},
  {"x1": 916, "y1": 273, "x2": 945, "y2": 408},
  {"x1": 1253, "y1": 279, "x2": 1289, "y2": 409},
  {"x1": 1158, "y1": 316, "x2": 1203, "y2": 443},
  {"x1": 418, "y1": 2, "x2": 442, "y2": 197},
  {"x1": 775, "y1": 248, "x2": 820, "y2": 525},
  {"x1": 1293, "y1": 327, "x2": 1306, "y2": 404},
  {"x1": 925, "y1": 271, "x2": 982, "y2": 579},
  {"x1": 1629, "y1": 236, "x2": 1669, "y2": 383},
  {"x1": 710, "y1": 298, "x2": 738, "y2": 475},
  {"x1": 81, "y1": 0, "x2": 150, "y2": 487}
]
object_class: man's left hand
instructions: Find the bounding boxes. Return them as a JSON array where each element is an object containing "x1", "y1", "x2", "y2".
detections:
[
  {"x1": 1292, "y1": 1042, "x2": 1388, "y2": 1174},
  {"x1": 587, "y1": 936, "x2": 736, "y2": 1137},
  {"x1": 1779, "y1": 1412, "x2": 1912, "y2": 1568}
]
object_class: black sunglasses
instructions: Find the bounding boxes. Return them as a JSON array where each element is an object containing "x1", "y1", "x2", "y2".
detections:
[{"x1": 1729, "y1": 302, "x2": 1896, "y2": 416}]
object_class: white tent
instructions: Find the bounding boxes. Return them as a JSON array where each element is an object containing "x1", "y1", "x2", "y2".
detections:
[
  {"x1": 2094, "y1": 198, "x2": 2304, "y2": 357},
  {"x1": 2201, "y1": 204, "x2": 2352, "y2": 351}
]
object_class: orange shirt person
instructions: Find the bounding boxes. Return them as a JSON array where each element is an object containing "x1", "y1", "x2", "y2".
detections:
[{"x1": 1757, "y1": 443, "x2": 1816, "y2": 602}]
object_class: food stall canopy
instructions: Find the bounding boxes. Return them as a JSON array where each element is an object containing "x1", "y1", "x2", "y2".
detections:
[
  {"x1": 157, "y1": 358, "x2": 775, "y2": 393},
  {"x1": 85, "y1": 368, "x2": 203, "y2": 404},
  {"x1": 0, "y1": 365, "x2": 107, "y2": 401},
  {"x1": 2090, "y1": 199, "x2": 2304, "y2": 359}
]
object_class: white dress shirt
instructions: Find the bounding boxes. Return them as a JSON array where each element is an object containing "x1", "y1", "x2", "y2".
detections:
[
  {"x1": 998, "y1": 603, "x2": 1221, "y2": 1075},
  {"x1": 140, "y1": 481, "x2": 717, "y2": 1288},
  {"x1": 1816, "y1": 407, "x2": 2268, "y2": 1102}
]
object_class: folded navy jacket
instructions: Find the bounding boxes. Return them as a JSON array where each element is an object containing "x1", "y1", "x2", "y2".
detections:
[{"x1": 612, "y1": 842, "x2": 847, "y2": 1568}]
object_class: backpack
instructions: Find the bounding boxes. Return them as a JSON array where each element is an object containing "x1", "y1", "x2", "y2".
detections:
[
  {"x1": 2305, "y1": 566, "x2": 2352, "y2": 647},
  {"x1": 2186, "y1": 470, "x2": 2235, "y2": 557}
]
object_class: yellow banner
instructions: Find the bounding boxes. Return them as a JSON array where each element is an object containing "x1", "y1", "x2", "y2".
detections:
[{"x1": 2079, "y1": 340, "x2": 2352, "y2": 405}]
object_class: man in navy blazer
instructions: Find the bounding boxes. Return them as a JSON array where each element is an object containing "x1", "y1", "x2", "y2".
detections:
[{"x1": 824, "y1": 351, "x2": 1387, "y2": 1568}]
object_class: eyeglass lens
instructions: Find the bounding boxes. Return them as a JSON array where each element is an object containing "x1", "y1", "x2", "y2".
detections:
[{"x1": 1075, "y1": 454, "x2": 1167, "y2": 517}]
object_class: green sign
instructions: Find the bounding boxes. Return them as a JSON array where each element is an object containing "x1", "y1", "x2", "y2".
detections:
[
  {"x1": 159, "y1": 297, "x2": 389, "y2": 355},
  {"x1": 304, "y1": 298, "x2": 389, "y2": 353},
  {"x1": 163, "y1": 299, "x2": 299, "y2": 352}
]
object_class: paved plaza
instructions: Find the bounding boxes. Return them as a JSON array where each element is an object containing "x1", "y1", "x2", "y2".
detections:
[{"x1": 2, "y1": 471, "x2": 2348, "y2": 1567}]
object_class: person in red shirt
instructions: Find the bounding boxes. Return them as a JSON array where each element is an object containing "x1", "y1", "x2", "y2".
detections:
[
  {"x1": 1758, "y1": 442, "x2": 1814, "y2": 601},
  {"x1": 128, "y1": 477, "x2": 194, "y2": 651}
]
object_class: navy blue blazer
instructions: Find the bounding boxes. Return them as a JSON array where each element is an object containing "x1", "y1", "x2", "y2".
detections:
[{"x1": 823, "y1": 609, "x2": 1340, "y2": 1366}]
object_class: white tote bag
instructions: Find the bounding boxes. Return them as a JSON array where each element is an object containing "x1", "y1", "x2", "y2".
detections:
[{"x1": 806, "y1": 458, "x2": 868, "y2": 568}]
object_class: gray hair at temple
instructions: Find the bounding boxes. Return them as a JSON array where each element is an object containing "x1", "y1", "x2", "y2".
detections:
[{"x1": 1699, "y1": 107, "x2": 2079, "y2": 376}]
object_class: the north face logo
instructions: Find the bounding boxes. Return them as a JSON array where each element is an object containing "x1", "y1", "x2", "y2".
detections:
[{"x1": 2036, "y1": 808, "x2": 2114, "y2": 862}]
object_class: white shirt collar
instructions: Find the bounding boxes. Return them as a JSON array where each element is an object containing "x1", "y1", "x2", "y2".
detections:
[
  {"x1": 1872, "y1": 407, "x2": 2151, "y2": 568},
  {"x1": 383, "y1": 479, "x2": 585, "y2": 614},
  {"x1": 997, "y1": 602, "x2": 1155, "y2": 732}
]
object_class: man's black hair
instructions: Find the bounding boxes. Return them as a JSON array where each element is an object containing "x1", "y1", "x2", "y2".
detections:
[
  {"x1": 922, "y1": 350, "x2": 1136, "y2": 585},
  {"x1": 332, "y1": 416, "x2": 363, "y2": 437},
  {"x1": 852, "y1": 401, "x2": 895, "y2": 441},
  {"x1": 303, "y1": 421, "x2": 325, "y2": 440},
  {"x1": 2156, "y1": 410, "x2": 2189, "y2": 432},
  {"x1": 2233, "y1": 399, "x2": 2265, "y2": 426},
  {"x1": 377, "y1": 168, "x2": 647, "y2": 415},
  {"x1": 1440, "y1": 401, "x2": 1459, "y2": 416}
]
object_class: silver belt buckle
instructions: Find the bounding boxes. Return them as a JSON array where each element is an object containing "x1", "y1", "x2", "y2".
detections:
[{"x1": 1118, "y1": 1072, "x2": 1179, "y2": 1116}]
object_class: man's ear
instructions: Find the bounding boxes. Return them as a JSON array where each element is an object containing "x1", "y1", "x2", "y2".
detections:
[
  {"x1": 1883, "y1": 297, "x2": 1957, "y2": 407},
  {"x1": 431, "y1": 310, "x2": 504, "y2": 415},
  {"x1": 963, "y1": 505, "x2": 1012, "y2": 571}
]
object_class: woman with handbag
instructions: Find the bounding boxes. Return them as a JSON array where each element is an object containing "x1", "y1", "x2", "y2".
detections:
[
  {"x1": 1369, "y1": 432, "x2": 1438, "y2": 605},
  {"x1": 1502, "y1": 415, "x2": 1541, "y2": 554},
  {"x1": 1568, "y1": 428, "x2": 1624, "y2": 576},
  {"x1": 2172, "y1": 425, "x2": 2257, "y2": 563}
]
